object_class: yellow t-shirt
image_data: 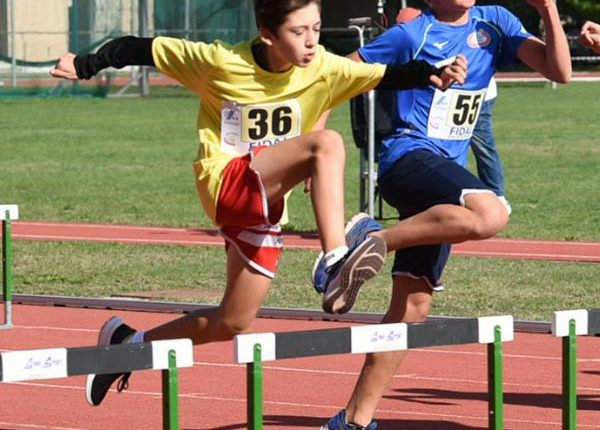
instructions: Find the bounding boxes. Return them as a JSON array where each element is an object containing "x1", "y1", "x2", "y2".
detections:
[{"x1": 151, "y1": 36, "x2": 385, "y2": 225}]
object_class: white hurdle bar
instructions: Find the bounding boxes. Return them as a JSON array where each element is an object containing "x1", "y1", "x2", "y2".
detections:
[
  {"x1": 0, "y1": 338, "x2": 193, "y2": 430},
  {"x1": 235, "y1": 315, "x2": 514, "y2": 430}
]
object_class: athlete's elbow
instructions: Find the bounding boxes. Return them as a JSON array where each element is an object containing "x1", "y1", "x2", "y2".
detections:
[
  {"x1": 550, "y1": 66, "x2": 572, "y2": 84},
  {"x1": 551, "y1": 72, "x2": 571, "y2": 84},
  {"x1": 559, "y1": 70, "x2": 572, "y2": 84}
]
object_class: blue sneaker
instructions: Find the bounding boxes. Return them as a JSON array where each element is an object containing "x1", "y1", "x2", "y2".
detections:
[
  {"x1": 320, "y1": 214, "x2": 385, "y2": 314},
  {"x1": 321, "y1": 410, "x2": 378, "y2": 430},
  {"x1": 312, "y1": 213, "x2": 384, "y2": 294}
]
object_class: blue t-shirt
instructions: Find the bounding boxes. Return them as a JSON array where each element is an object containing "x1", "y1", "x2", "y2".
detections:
[{"x1": 358, "y1": 6, "x2": 532, "y2": 175}]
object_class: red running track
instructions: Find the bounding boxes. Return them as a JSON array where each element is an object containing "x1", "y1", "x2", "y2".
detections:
[
  {"x1": 2, "y1": 222, "x2": 599, "y2": 428},
  {"x1": 9, "y1": 221, "x2": 600, "y2": 263},
  {"x1": 0, "y1": 305, "x2": 599, "y2": 430}
]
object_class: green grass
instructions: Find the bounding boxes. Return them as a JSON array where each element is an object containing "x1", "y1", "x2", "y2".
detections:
[{"x1": 2, "y1": 82, "x2": 600, "y2": 321}]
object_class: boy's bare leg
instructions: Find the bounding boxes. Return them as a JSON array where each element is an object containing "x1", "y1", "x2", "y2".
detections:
[
  {"x1": 250, "y1": 129, "x2": 346, "y2": 253},
  {"x1": 144, "y1": 245, "x2": 272, "y2": 344},
  {"x1": 345, "y1": 276, "x2": 433, "y2": 426},
  {"x1": 375, "y1": 193, "x2": 509, "y2": 252}
]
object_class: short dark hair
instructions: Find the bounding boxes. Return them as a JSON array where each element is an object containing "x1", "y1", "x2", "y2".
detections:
[{"x1": 254, "y1": 0, "x2": 321, "y2": 34}]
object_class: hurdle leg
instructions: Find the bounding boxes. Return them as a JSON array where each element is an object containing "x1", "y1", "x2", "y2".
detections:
[
  {"x1": 487, "y1": 325, "x2": 504, "y2": 430},
  {"x1": 162, "y1": 349, "x2": 180, "y2": 430},
  {"x1": 1, "y1": 211, "x2": 13, "y2": 329},
  {"x1": 247, "y1": 344, "x2": 263, "y2": 430},
  {"x1": 562, "y1": 319, "x2": 577, "y2": 430}
]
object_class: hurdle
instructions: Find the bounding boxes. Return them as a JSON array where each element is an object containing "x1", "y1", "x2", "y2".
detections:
[
  {"x1": 1, "y1": 204, "x2": 19, "y2": 329},
  {"x1": 234, "y1": 315, "x2": 514, "y2": 430},
  {"x1": 551, "y1": 309, "x2": 600, "y2": 430},
  {"x1": 0, "y1": 338, "x2": 194, "y2": 430}
]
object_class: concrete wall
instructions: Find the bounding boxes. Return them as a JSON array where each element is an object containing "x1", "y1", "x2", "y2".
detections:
[
  {"x1": 8, "y1": 0, "x2": 70, "y2": 61},
  {"x1": 2, "y1": 0, "x2": 150, "y2": 62}
]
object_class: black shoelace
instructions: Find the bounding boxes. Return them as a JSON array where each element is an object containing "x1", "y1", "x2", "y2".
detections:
[{"x1": 116, "y1": 372, "x2": 131, "y2": 392}]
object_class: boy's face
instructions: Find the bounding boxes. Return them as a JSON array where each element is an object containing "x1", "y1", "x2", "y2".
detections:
[{"x1": 261, "y1": 2, "x2": 321, "y2": 69}]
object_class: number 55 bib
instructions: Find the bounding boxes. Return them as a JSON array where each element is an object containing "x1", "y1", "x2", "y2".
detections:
[
  {"x1": 221, "y1": 100, "x2": 301, "y2": 155},
  {"x1": 427, "y1": 88, "x2": 486, "y2": 140}
]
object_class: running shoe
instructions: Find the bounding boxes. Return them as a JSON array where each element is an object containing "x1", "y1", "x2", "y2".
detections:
[
  {"x1": 85, "y1": 316, "x2": 137, "y2": 406},
  {"x1": 321, "y1": 410, "x2": 378, "y2": 430},
  {"x1": 321, "y1": 234, "x2": 386, "y2": 314},
  {"x1": 312, "y1": 213, "x2": 384, "y2": 294}
]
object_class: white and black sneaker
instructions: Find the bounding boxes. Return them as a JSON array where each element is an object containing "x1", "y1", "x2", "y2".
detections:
[
  {"x1": 321, "y1": 234, "x2": 386, "y2": 314},
  {"x1": 85, "y1": 316, "x2": 137, "y2": 406}
]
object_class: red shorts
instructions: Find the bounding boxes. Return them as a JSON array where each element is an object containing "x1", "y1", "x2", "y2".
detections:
[{"x1": 216, "y1": 148, "x2": 284, "y2": 278}]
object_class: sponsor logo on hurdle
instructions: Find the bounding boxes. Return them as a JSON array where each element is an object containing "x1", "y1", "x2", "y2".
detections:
[
  {"x1": 351, "y1": 323, "x2": 408, "y2": 354},
  {"x1": 2, "y1": 348, "x2": 67, "y2": 382}
]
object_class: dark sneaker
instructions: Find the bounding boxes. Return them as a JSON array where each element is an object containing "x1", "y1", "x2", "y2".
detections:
[
  {"x1": 85, "y1": 316, "x2": 136, "y2": 406},
  {"x1": 321, "y1": 410, "x2": 378, "y2": 430},
  {"x1": 322, "y1": 234, "x2": 386, "y2": 314},
  {"x1": 312, "y1": 213, "x2": 384, "y2": 294}
]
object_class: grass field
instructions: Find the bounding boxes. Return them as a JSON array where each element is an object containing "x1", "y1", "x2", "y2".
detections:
[{"x1": 1, "y1": 82, "x2": 599, "y2": 321}]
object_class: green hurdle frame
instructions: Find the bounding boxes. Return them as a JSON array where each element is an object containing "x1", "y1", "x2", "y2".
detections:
[
  {"x1": 562, "y1": 320, "x2": 577, "y2": 430},
  {"x1": 245, "y1": 324, "x2": 507, "y2": 430},
  {"x1": 488, "y1": 325, "x2": 504, "y2": 430},
  {"x1": 552, "y1": 309, "x2": 600, "y2": 430},
  {"x1": 1, "y1": 206, "x2": 17, "y2": 329},
  {"x1": 247, "y1": 344, "x2": 264, "y2": 430},
  {"x1": 163, "y1": 349, "x2": 182, "y2": 430}
]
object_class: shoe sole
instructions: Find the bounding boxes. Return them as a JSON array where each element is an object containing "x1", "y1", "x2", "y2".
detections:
[
  {"x1": 322, "y1": 235, "x2": 386, "y2": 314},
  {"x1": 85, "y1": 374, "x2": 98, "y2": 406},
  {"x1": 85, "y1": 316, "x2": 123, "y2": 406},
  {"x1": 98, "y1": 316, "x2": 124, "y2": 345},
  {"x1": 311, "y1": 213, "x2": 372, "y2": 288}
]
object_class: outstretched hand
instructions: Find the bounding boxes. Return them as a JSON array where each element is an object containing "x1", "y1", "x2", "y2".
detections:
[
  {"x1": 49, "y1": 53, "x2": 79, "y2": 80},
  {"x1": 430, "y1": 55, "x2": 467, "y2": 90},
  {"x1": 579, "y1": 21, "x2": 600, "y2": 54}
]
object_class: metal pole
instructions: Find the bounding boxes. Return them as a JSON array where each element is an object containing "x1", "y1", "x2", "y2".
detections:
[
  {"x1": 184, "y1": 0, "x2": 191, "y2": 39},
  {"x1": 162, "y1": 350, "x2": 180, "y2": 430},
  {"x1": 349, "y1": 23, "x2": 374, "y2": 216},
  {"x1": 247, "y1": 344, "x2": 263, "y2": 430},
  {"x1": 367, "y1": 90, "x2": 376, "y2": 217},
  {"x1": 2, "y1": 211, "x2": 13, "y2": 328},
  {"x1": 488, "y1": 325, "x2": 504, "y2": 430},
  {"x1": 562, "y1": 319, "x2": 577, "y2": 430},
  {"x1": 10, "y1": 0, "x2": 16, "y2": 87},
  {"x1": 138, "y1": 0, "x2": 150, "y2": 96}
]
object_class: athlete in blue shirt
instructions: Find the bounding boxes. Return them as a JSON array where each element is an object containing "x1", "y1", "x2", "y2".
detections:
[{"x1": 321, "y1": 1, "x2": 571, "y2": 429}]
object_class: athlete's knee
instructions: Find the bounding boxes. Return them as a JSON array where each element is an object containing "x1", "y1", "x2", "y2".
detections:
[
  {"x1": 385, "y1": 277, "x2": 433, "y2": 323},
  {"x1": 214, "y1": 316, "x2": 254, "y2": 340},
  {"x1": 472, "y1": 202, "x2": 509, "y2": 239},
  {"x1": 405, "y1": 293, "x2": 432, "y2": 322},
  {"x1": 464, "y1": 194, "x2": 509, "y2": 239},
  {"x1": 311, "y1": 129, "x2": 345, "y2": 158}
]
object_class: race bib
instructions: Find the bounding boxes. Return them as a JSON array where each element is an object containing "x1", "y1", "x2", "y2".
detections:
[
  {"x1": 221, "y1": 100, "x2": 301, "y2": 155},
  {"x1": 427, "y1": 88, "x2": 486, "y2": 140}
]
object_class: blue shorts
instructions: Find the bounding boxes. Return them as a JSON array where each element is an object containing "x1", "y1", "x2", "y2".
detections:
[{"x1": 378, "y1": 149, "x2": 490, "y2": 288}]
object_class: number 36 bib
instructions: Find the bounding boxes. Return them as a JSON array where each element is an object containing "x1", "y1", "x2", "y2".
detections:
[
  {"x1": 427, "y1": 88, "x2": 486, "y2": 140},
  {"x1": 221, "y1": 100, "x2": 301, "y2": 155}
]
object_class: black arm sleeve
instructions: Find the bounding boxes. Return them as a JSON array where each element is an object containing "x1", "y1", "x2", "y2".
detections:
[
  {"x1": 376, "y1": 60, "x2": 444, "y2": 90},
  {"x1": 74, "y1": 36, "x2": 155, "y2": 80}
]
